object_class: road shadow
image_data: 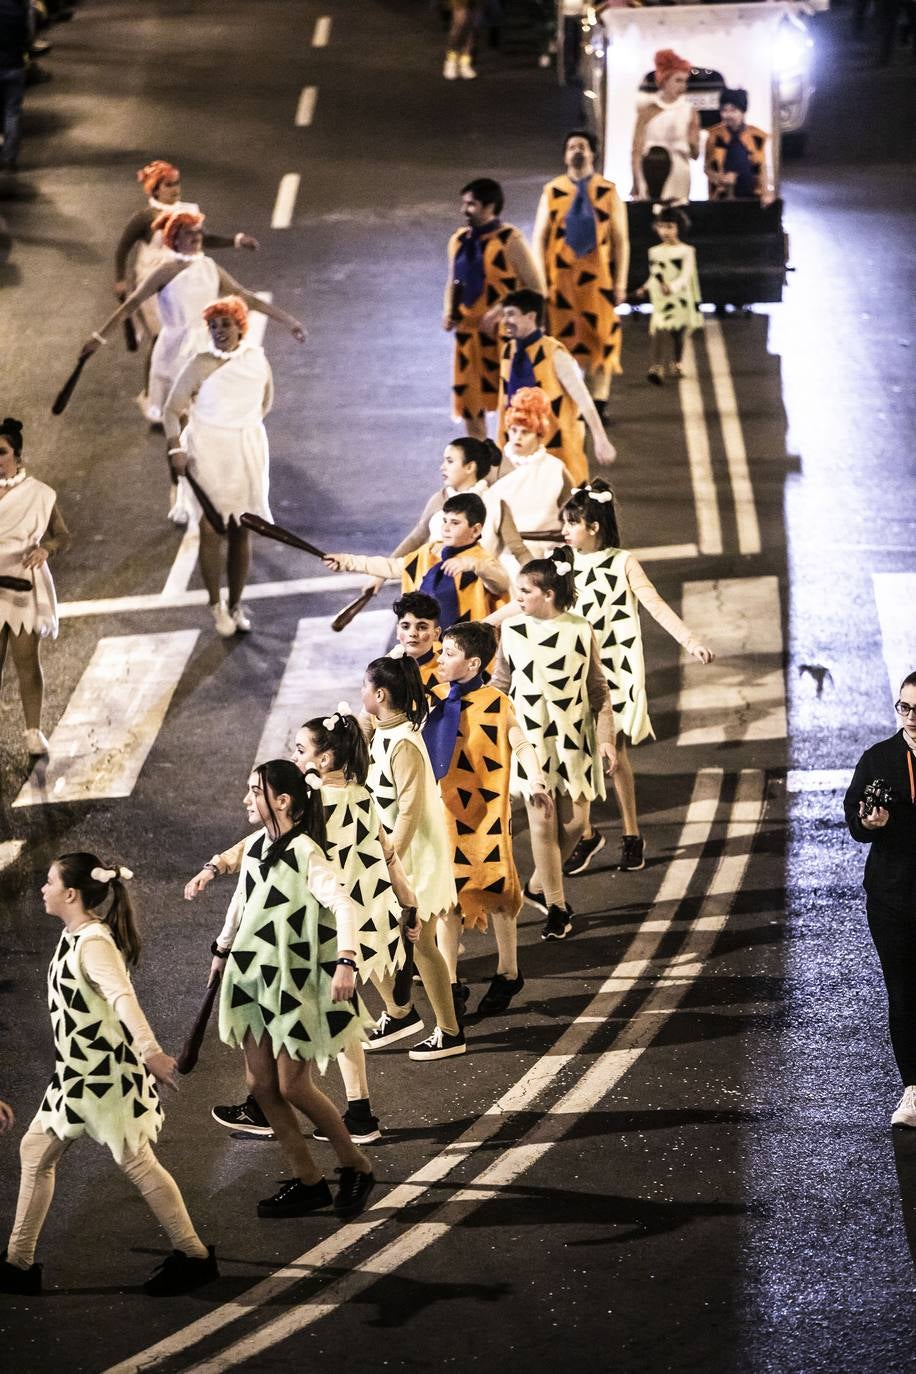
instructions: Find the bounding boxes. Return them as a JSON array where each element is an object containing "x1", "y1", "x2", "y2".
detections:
[{"x1": 892, "y1": 1129, "x2": 916, "y2": 1267}]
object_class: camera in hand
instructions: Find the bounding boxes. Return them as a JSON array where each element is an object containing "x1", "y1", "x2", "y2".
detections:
[{"x1": 861, "y1": 778, "x2": 895, "y2": 815}]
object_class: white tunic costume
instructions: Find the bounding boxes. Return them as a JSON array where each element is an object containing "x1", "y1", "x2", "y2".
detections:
[
  {"x1": 132, "y1": 197, "x2": 201, "y2": 338},
  {"x1": 489, "y1": 446, "x2": 570, "y2": 561},
  {"x1": 637, "y1": 94, "x2": 695, "y2": 203},
  {"x1": 147, "y1": 253, "x2": 220, "y2": 418},
  {"x1": 0, "y1": 476, "x2": 58, "y2": 638},
  {"x1": 180, "y1": 342, "x2": 273, "y2": 524}
]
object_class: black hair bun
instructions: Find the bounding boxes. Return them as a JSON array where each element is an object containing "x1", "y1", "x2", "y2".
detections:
[{"x1": 1, "y1": 417, "x2": 23, "y2": 436}]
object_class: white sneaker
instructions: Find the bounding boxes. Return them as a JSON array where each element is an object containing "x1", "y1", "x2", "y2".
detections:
[
  {"x1": 211, "y1": 602, "x2": 237, "y2": 638},
  {"x1": 458, "y1": 55, "x2": 476, "y2": 80},
  {"x1": 24, "y1": 728, "x2": 50, "y2": 756},
  {"x1": 443, "y1": 52, "x2": 458, "y2": 80},
  {"x1": 230, "y1": 603, "x2": 252, "y2": 633},
  {"x1": 891, "y1": 1085, "x2": 916, "y2": 1128}
]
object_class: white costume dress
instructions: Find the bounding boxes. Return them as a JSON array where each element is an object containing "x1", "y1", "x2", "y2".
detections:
[
  {"x1": 489, "y1": 445, "x2": 570, "y2": 562},
  {"x1": 637, "y1": 94, "x2": 694, "y2": 203},
  {"x1": 132, "y1": 197, "x2": 201, "y2": 338},
  {"x1": 178, "y1": 342, "x2": 273, "y2": 525},
  {"x1": 147, "y1": 253, "x2": 220, "y2": 419},
  {"x1": 0, "y1": 476, "x2": 58, "y2": 638}
]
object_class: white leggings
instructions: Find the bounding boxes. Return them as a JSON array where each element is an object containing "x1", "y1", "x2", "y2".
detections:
[{"x1": 6, "y1": 1124, "x2": 207, "y2": 1269}]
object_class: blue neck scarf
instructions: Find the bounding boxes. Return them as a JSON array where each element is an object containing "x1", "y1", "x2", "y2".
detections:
[
  {"x1": 564, "y1": 176, "x2": 596, "y2": 257},
  {"x1": 453, "y1": 218, "x2": 501, "y2": 310},
  {"x1": 507, "y1": 330, "x2": 542, "y2": 399},
  {"x1": 423, "y1": 673, "x2": 484, "y2": 780},
  {"x1": 418, "y1": 540, "x2": 480, "y2": 633},
  {"x1": 723, "y1": 131, "x2": 755, "y2": 198}
]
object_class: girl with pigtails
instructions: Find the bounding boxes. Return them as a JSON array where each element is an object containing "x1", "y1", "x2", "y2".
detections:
[
  {"x1": 489, "y1": 551, "x2": 617, "y2": 942},
  {"x1": 186, "y1": 705, "x2": 418, "y2": 1142},
  {"x1": 1, "y1": 854, "x2": 217, "y2": 1297},
  {"x1": 558, "y1": 479, "x2": 714, "y2": 876}
]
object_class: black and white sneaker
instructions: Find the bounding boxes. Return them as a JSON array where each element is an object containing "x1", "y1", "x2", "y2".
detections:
[
  {"x1": 563, "y1": 830, "x2": 606, "y2": 876},
  {"x1": 408, "y1": 1026, "x2": 467, "y2": 1061},
  {"x1": 143, "y1": 1246, "x2": 218, "y2": 1296},
  {"x1": 541, "y1": 904, "x2": 573, "y2": 941},
  {"x1": 313, "y1": 1105, "x2": 382, "y2": 1145},
  {"x1": 522, "y1": 881, "x2": 549, "y2": 916},
  {"x1": 365, "y1": 1006, "x2": 424, "y2": 1050},
  {"x1": 334, "y1": 1167, "x2": 376, "y2": 1217},
  {"x1": 619, "y1": 835, "x2": 645, "y2": 871},
  {"x1": 257, "y1": 1178, "x2": 333, "y2": 1218},
  {"x1": 211, "y1": 1095, "x2": 273, "y2": 1136},
  {"x1": 475, "y1": 972, "x2": 524, "y2": 1017}
]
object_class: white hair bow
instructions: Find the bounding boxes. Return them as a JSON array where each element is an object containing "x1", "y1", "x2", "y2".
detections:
[
  {"x1": 388, "y1": 643, "x2": 406, "y2": 660},
  {"x1": 573, "y1": 483, "x2": 613, "y2": 504},
  {"x1": 322, "y1": 700, "x2": 353, "y2": 730},
  {"x1": 302, "y1": 769, "x2": 322, "y2": 791},
  {"x1": 553, "y1": 559, "x2": 573, "y2": 575},
  {"x1": 91, "y1": 865, "x2": 134, "y2": 883}
]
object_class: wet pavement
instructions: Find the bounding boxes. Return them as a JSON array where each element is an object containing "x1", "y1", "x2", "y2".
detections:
[{"x1": 0, "y1": 1, "x2": 914, "y2": 1370}]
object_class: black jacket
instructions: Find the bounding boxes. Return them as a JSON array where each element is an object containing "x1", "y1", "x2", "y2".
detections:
[
  {"x1": 0, "y1": 1, "x2": 29, "y2": 69},
  {"x1": 844, "y1": 730, "x2": 916, "y2": 912}
]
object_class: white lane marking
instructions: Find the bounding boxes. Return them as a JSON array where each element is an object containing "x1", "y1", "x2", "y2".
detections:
[
  {"x1": 177, "y1": 772, "x2": 764, "y2": 1374},
  {"x1": 13, "y1": 631, "x2": 199, "y2": 808},
  {"x1": 312, "y1": 15, "x2": 332, "y2": 45},
  {"x1": 0, "y1": 840, "x2": 24, "y2": 870},
  {"x1": 786, "y1": 768, "x2": 854, "y2": 793},
  {"x1": 58, "y1": 572, "x2": 367, "y2": 620},
  {"x1": 677, "y1": 575, "x2": 787, "y2": 746},
  {"x1": 872, "y1": 573, "x2": 916, "y2": 705},
  {"x1": 632, "y1": 542, "x2": 699, "y2": 563},
  {"x1": 161, "y1": 526, "x2": 200, "y2": 596},
  {"x1": 704, "y1": 320, "x2": 761, "y2": 557},
  {"x1": 255, "y1": 609, "x2": 392, "y2": 761},
  {"x1": 295, "y1": 85, "x2": 318, "y2": 126},
  {"x1": 271, "y1": 174, "x2": 300, "y2": 230},
  {"x1": 678, "y1": 337, "x2": 723, "y2": 556},
  {"x1": 246, "y1": 291, "x2": 273, "y2": 349},
  {"x1": 102, "y1": 769, "x2": 724, "y2": 1374}
]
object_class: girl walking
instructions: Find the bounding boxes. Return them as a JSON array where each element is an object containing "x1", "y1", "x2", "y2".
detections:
[
  {"x1": 211, "y1": 760, "x2": 377, "y2": 1218},
  {"x1": 637, "y1": 207, "x2": 703, "y2": 385},
  {"x1": 1, "y1": 854, "x2": 216, "y2": 1296}
]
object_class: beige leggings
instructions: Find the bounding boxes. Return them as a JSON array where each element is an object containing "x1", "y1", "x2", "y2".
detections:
[
  {"x1": 526, "y1": 792, "x2": 591, "y2": 909},
  {"x1": 374, "y1": 916, "x2": 459, "y2": 1036},
  {"x1": 0, "y1": 625, "x2": 44, "y2": 730},
  {"x1": 6, "y1": 1124, "x2": 207, "y2": 1269}
]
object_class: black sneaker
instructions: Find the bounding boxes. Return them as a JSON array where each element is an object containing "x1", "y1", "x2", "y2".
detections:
[
  {"x1": 143, "y1": 1246, "x2": 218, "y2": 1296},
  {"x1": 522, "y1": 881, "x2": 549, "y2": 916},
  {"x1": 313, "y1": 1106, "x2": 382, "y2": 1145},
  {"x1": 563, "y1": 830, "x2": 606, "y2": 876},
  {"x1": 541, "y1": 904, "x2": 573, "y2": 941},
  {"x1": 408, "y1": 1026, "x2": 467, "y2": 1061},
  {"x1": 257, "y1": 1177, "x2": 333, "y2": 1218},
  {"x1": 475, "y1": 972, "x2": 524, "y2": 1017},
  {"x1": 451, "y1": 980, "x2": 470, "y2": 1028},
  {"x1": 365, "y1": 1006, "x2": 424, "y2": 1050},
  {"x1": 211, "y1": 1095, "x2": 273, "y2": 1137},
  {"x1": 619, "y1": 835, "x2": 645, "y2": 871},
  {"x1": 334, "y1": 1167, "x2": 376, "y2": 1218},
  {"x1": 0, "y1": 1253, "x2": 42, "y2": 1294}
]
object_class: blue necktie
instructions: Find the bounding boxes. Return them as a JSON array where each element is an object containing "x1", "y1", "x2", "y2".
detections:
[
  {"x1": 423, "y1": 674, "x2": 484, "y2": 780},
  {"x1": 564, "y1": 177, "x2": 596, "y2": 258},
  {"x1": 418, "y1": 540, "x2": 481, "y2": 636},
  {"x1": 507, "y1": 330, "x2": 542, "y2": 399},
  {"x1": 453, "y1": 219, "x2": 501, "y2": 309}
]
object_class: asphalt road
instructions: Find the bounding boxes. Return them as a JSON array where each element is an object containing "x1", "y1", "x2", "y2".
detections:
[{"x1": 1, "y1": 2, "x2": 915, "y2": 1372}]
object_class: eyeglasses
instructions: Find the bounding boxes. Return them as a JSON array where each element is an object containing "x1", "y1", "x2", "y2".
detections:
[{"x1": 895, "y1": 701, "x2": 916, "y2": 717}]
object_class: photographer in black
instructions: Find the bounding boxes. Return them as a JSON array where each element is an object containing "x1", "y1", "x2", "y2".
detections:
[{"x1": 844, "y1": 671, "x2": 916, "y2": 1129}]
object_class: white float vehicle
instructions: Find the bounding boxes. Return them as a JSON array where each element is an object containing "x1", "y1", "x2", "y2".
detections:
[{"x1": 556, "y1": 0, "x2": 828, "y2": 305}]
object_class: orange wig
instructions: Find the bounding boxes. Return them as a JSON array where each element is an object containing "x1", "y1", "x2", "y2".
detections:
[
  {"x1": 202, "y1": 295, "x2": 249, "y2": 336},
  {"x1": 654, "y1": 49, "x2": 691, "y2": 83},
  {"x1": 152, "y1": 210, "x2": 205, "y2": 250},
  {"x1": 505, "y1": 386, "x2": 551, "y2": 438},
  {"x1": 137, "y1": 160, "x2": 179, "y2": 195}
]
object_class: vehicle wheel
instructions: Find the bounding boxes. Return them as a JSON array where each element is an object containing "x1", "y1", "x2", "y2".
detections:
[{"x1": 782, "y1": 130, "x2": 807, "y2": 158}]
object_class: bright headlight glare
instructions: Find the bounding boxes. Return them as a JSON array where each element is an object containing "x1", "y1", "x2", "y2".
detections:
[{"x1": 774, "y1": 26, "x2": 812, "y2": 76}]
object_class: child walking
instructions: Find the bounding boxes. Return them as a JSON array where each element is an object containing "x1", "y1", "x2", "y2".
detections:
[
  {"x1": 560, "y1": 479, "x2": 714, "y2": 875},
  {"x1": 211, "y1": 760, "x2": 377, "y2": 1219},
  {"x1": 489, "y1": 553, "x2": 617, "y2": 940},
  {"x1": 638, "y1": 207, "x2": 702, "y2": 385},
  {"x1": 360, "y1": 655, "x2": 466, "y2": 1061},
  {"x1": 1, "y1": 854, "x2": 217, "y2": 1297},
  {"x1": 391, "y1": 590, "x2": 443, "y2": 694},
  {"x1": 424, "y1": 621, "x2": 552, "y2": 1016}
]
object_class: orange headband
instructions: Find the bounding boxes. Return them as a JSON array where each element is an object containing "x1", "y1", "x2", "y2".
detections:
[
  {"x1": 152, "y1": 210, "x2": 205, "y2": 250},
  {"x1": 137, "y1": 160, "x2": 179, "y2": 195},
  {"x1": 202, "y1": 295, "x2": 249, "y2": 336},
  {"x1": 505, "y1": 386, "x2": 551, "y2": 438},
  {"x1": 654, "y1": 48, "x2": 691, "y2": 82}
]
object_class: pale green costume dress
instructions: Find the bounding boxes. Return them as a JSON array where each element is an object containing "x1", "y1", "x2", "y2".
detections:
[
  {"x1": 321, "y1": 780, "x2": 405, "y2": 983},
  {"x1": 498, "y1": 611, "x2": 607, "y2": 803},
  {"x1": 366, "y1": 718, "x2": 457, "y2": 923},
  {"x1": 218, "y1": 828, "x2": 375, "y2": 1073},
  {"x1": 35, "y1": 924, "x2": 163, "y2": 1163},
  {"x1": 647, "y1": 241, "x2": 703, "y2": 335},
  {"x1": 572, "y1": 548, "x2": 653, "y2": 746}
]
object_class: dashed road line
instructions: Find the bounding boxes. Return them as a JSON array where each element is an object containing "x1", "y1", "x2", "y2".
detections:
[
  {"x1": 295, "y1": 85, "x2": 318, "y2": 126},
  {"x1": 311, "y1": 15, "x2": 332, "y2": 46},
  {"x1": 271, "y1": 174, "x2": 300, "y2": 229}
]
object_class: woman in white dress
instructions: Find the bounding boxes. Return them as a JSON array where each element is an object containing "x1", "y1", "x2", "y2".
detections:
[
  {"x1": 631, "y1": 49, "x2": 699, "y2": 204},
  {"x1": 489, "y1": 386, "x2": 572, "y2": 566},
  {"x1": 0, "y1": 418, "x2": 69, "y2": 756},
  {"x1": 163, "y1": 296, "x2": 272, "y2": 638}
]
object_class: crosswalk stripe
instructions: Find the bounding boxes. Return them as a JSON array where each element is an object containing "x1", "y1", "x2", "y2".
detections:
[
  {"x1": 786, "y1": 769, "x2": 854, "y2": 793},
  {"x1": 254, "y1": 609, "x2": 392, "y2": 763},
  {"x1": 678, "y1": 337, "x2": 723, "y2": 556},
  {"x1": 677, "y1": 575, "x2": 786, "y2": 746},
  {"x1": 57, "y1": 571, "x2": 366, "y2": 620},
  {"x1": 704, "y1": 321, "x2": 761, "y2": 556},
  {"x1": 872, "y1": 573, "x2": 915, "y2": 704},
  {"x1": 13, "y1": 631, "x2": 199, "y2": 807}
]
